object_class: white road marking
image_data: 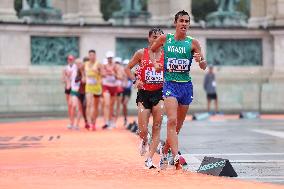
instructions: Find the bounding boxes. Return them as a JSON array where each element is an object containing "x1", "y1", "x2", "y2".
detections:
[
  {"x1": 230, "y1": 160, "x2": 284, "y2": 163},
  {"x1": 184, "y1": 153, "x2": 284, "y2": 156},
  {"x1": 252, "y1": 129, "x2": 284, "y2": 139}
]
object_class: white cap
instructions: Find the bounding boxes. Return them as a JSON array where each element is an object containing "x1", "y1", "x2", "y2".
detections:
[
  {"x1": 105, "y1": 51, "x2": 114, "y2": 58},
  {"x1": 114, "y1": 57, "x2": 122, "y2": 63},
  {"x1": 122, "y1": 59, "x2": 129, "y2": 65}
]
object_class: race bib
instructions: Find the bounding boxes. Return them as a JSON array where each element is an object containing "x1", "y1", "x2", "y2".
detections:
[
  {"x1": 144, "y1": 67, "x2": 163, "y2": 84},
  {"x1": 212, "y1": 81, "x2": 216, "y2": 87},
  {"x1": 105, "y1": 76, "x2": 116, "y2": 83},
  {"x1": 86, "y1": 78, "x2": 97, "y2": 85},
  {"x1": 166, "y1": 58, "x2": 190, "y2": 72}
]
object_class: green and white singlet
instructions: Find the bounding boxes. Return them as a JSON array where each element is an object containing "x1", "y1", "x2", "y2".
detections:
[{"x1": 163, "y1": 33, "x2": 193, "y2": 82}]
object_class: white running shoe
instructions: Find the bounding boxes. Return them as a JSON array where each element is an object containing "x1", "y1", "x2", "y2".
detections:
[
  {"x1": 67, "y1": 124, "x2": 73, "y2": 130},
  {"x1": 139, "y1": 140, "x2": 148, "y2": 156},
  {"x1": 159, "y1": 154, "x2": 168, "y2": 170},
  {"x1": 145, "y1": 158, "x2": 156, "y2": 169}
]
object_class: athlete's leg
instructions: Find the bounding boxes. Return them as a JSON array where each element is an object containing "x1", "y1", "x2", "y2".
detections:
[
  {"x1": 79, "y1": 94, "x2": 87, "y2": 125},
  {"x1": 86, "y1": 93, "x2": 94, "y2": 127},
  {"x1": 69, "y1": 95, "x2": 77, "y2": 127},
  {"x1": 164, "y1": 97, "x2": 179, "y2": 157},
  {"x1": 137, "y1": 102, "x2": 151, "y2": 143},
  {"x1": 176, "y1": 105, "x2": 189, "y2": 134},
  {"x1": 115, "y1": 95, "x2": 123, "y2": 121},
  {"x1": 65, "y1": 94, "x2": 72, "y2": 124},
  {"x1": 110, "y1": 95, "x2": 117, "y2": 126},
  {"x1": 147, "y1": 100, "x2": 163, "y2": 159},
  {"x1": 74, "y1": 96, "x2": 81, "y2": 129},
  {"x1": 162, "y1": 105, "x2": 188, "y2": 154},
  {"x1": 103, "y1": 91, "x2": 111, "y2": 126},
  {"x1": 122, "y1": 95, "x2": 130, "y2": 125},
  {"x1": 93, "y1": 96, "x2": 100, "y2": 127}
]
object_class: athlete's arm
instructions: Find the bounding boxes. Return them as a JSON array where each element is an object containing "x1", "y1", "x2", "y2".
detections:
[
  {"x1": 100, "y1": 64, "x2": 107, "y2": 77},
  {"x1": 150, "y1": 34, "x2": 166, "y2": 71},
  {"x1": 125, "y1": 49, "x2": 143, "y2": 80},
  {"x1": 192, "y1": 39, "x2": 207, "y2": 70},
  {"x1": 81, "y1": 65, "x2": 86, "y2": 83},
  {"x1": 115, "y1": 64, "x2": 123, "y2": 80}
]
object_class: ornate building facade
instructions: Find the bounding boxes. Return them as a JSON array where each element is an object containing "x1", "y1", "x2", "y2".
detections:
[{"x1": 0, "y1": 0, "x2": 284, "y2": 113}]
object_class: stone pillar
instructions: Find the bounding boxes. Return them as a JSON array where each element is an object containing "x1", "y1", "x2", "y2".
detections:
[
  {"x1": 271, "y1": 30, "x2": 284, "y2": 73},
  {"x1": 148, "y1": 0, "x2": 170, "y2": 25},
  {"x1": 248, "y1": 0, "x2": 267, "y2": 28},
  {"x1": 0, "y1": 0, "x2": 18, "y2": 21},
  {"x1": 54, "y1": 0, "x2": 80, "y2": 22},
  {"x1": 78, "y1": 0, "x2": 104, "y2": 23},
  {"x1": 148, "y1": 0, "x2": 194, "y2": 26},
  {"x1": 274, "y1": 0, "x2": 284, "y2": 26}
]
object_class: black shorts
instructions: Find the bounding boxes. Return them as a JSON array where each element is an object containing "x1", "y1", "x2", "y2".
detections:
[
  {"x1": 65, "y1": 88, "x2": 71, "y2": 95},
  {"x1": 207, "y1": 93, "x2": 217, "y2": 100},
  {"x1": 136, "y1": 88, "x2": 163, "y2": 109},
  {"x1": 117, "y1": 92, "x2": 123, "y2": 97},
  {"x1": 123, "y1": 89, "x2": 131, "y2": 98}
]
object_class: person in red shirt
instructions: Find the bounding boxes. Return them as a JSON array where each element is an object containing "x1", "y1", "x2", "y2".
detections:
[{"x1": 125, "y1": 28, "x2": 164, "y2": 169}]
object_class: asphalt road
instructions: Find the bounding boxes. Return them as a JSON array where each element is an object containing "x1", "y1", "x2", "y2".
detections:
[{"x1": 160, "y1": 117, "x2": 284, "y2": 184}]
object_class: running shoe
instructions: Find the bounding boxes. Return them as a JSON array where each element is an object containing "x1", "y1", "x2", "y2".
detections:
[
  {"x1": 74, "y1": 125, "x2": 80, "y2": 130},
  {"x1": 102, "y1": 124, "x2": 109, "y2": 130},
  {"x1": 159, "y1": 154, "x2": 168, "y2": 170},
  {"x1": 139, "y1": 140, "x2": 148, "y2": 156},
  {"x1": 67, "y1": 124, "x2": 73, "y2": 130},
  {"x1": 145, "y1": 158, "x2": 156, "y2": 169},
  {"x1": 85, "y1": 124, "x2": 90, "y2": 130},
  {"x1": 109, "y1": 121, "x2": 116, "y2": 129},
  {"x1": 174, "y1": 155, "x2": 182, "y2": 170}
]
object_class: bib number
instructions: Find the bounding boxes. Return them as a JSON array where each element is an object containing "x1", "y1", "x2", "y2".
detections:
[
  {"x1": 87, "y1": 78, "x2": 97, "y2": 85},
  {"x1": 105, "y1": 76, "x2": 116, "y2": 83},
  {"x1": 144, "y1": 67, "x2": 163, "y2": 84},
  {"x1": 166, "y1": 58, "x2": 190, "y2": 72}
]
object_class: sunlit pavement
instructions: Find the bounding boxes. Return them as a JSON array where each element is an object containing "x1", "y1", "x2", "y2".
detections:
[{"x1": 0, "y1": 115, "x2": 283, "y2": 189}]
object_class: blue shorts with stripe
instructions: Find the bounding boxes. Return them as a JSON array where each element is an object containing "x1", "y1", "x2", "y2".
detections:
[{"x1": 163, "y1": 81, "x2": 193, "y2": 105}]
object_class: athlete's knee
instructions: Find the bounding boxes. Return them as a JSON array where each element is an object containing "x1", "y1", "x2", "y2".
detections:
[
  {"x1": 167, "y1": 116, "x2": 177, "y2": 127},
  {"x1": 152, "y1": 122, "x2": 161, "y2": 131}
]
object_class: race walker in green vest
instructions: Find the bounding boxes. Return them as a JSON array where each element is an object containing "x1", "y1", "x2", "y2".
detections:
[{"x1": 150, "y1": 10, "x2": 207, "y2": 170}]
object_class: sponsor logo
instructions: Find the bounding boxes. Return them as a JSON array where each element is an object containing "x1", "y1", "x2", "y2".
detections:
[
  {"x1": 199, "y1": 160, "x2": 226, "y2": 171},
  {"x1": 165, "y1": 91, "x2": 171, "y2": 96}
]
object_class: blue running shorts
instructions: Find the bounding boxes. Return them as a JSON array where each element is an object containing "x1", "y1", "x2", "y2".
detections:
[{"x1": 163, "y1": 81, "x2": 193, "y2": 105}]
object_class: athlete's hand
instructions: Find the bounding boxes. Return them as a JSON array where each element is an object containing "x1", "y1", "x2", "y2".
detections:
[
  {"x1": 154, "y1": 63, "x2": 162, "y2": 72},
  {"x1": 194, "y1": 53, "x2": 207, "y2": 70},
  {"x1": 199, "y1": 60, "x2": 207, "y2": 70},
  {"x1": 135, "y1": 80, "x2": 143, "y2": 89}
]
